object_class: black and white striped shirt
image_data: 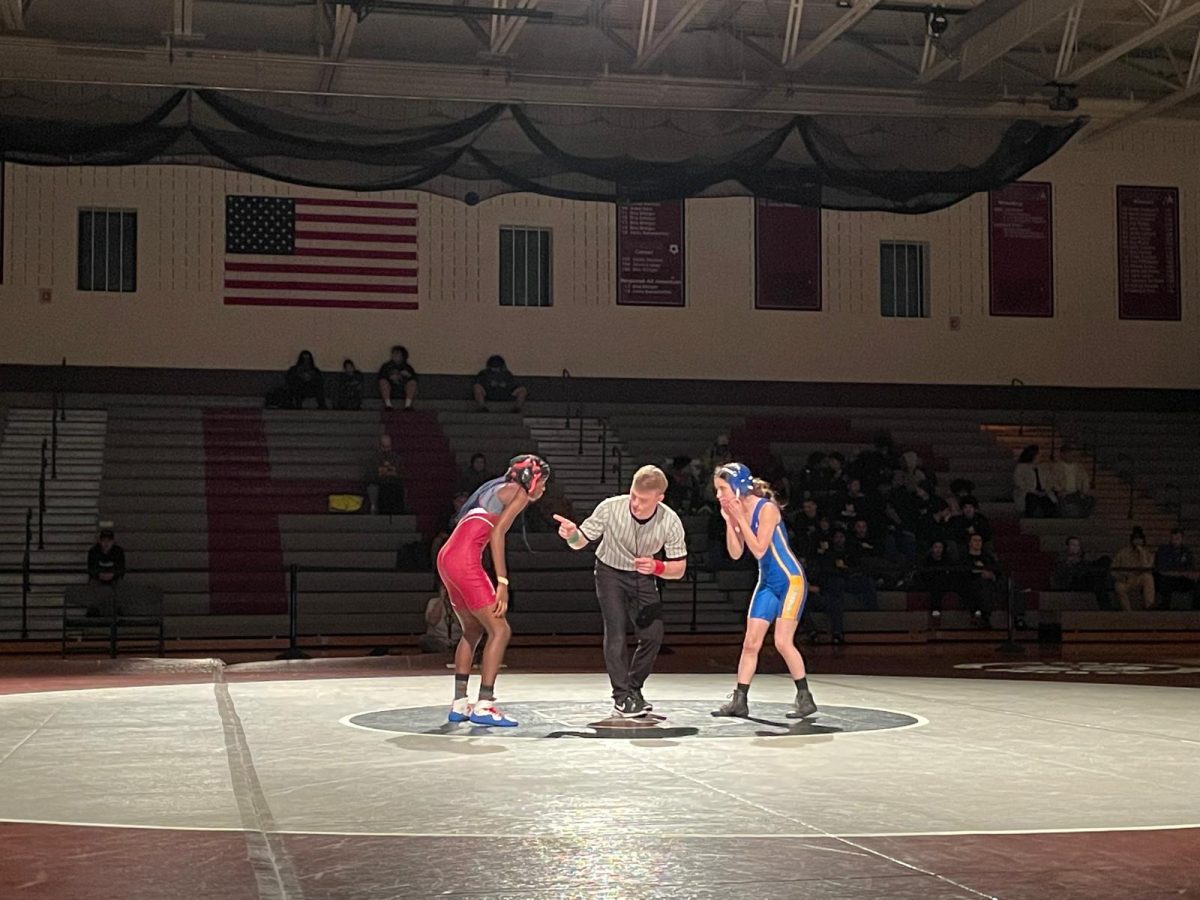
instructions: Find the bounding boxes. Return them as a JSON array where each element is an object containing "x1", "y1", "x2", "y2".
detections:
[{"x1": 579, "y1": 495, "x2": 688, "y2": 572}]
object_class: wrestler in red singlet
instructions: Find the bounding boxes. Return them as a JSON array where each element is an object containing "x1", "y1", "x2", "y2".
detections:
[{"x1": 435, "y1": 454, "x2": 550, "y2": 727}]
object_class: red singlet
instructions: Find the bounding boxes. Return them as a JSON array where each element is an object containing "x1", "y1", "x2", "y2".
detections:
[{"x1": 436, "y1": 509, "x2": 500, "y2": 613}]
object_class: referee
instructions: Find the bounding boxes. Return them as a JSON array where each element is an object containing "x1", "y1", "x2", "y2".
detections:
[{"x1": 554, "y1": 465, "x2": 688, "y2": 717}]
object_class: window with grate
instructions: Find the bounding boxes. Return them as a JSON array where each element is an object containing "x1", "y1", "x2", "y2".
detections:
[
  {"x1": 78, "y1": 208, "x2": 138, "y2": 292},
  {"x1": 499, "y1": 226, "x2": 552, "y2": 307},
  {"x1": 880, "y1": 240, "x2": 928, "y2": 318}
]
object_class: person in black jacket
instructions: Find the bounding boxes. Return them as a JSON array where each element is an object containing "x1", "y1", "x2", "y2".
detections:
[
  {"x1": 473, "y1": 355, "x2": 528, "y2": 412},
  {"x1": 963, "y1": 533, "x2": 1004, "y2": 628},
  {"x1": 378, "y1": 345, "x2": 419, "y2": 412},
  {"x1": 335, "y1": 359, "x2": 364, "y2": 411},
  {"x1": 285, "y1": 350, "x2": 326, "y2": 409},
  {"x1": 86, "y1": 528, "x2": 126, "y2": 618},
  {"x1": 87, "y1": 528, "x2": 126, "y2": 585}
]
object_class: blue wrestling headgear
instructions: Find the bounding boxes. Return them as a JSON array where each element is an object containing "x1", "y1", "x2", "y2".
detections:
[{"x1": 716, "y1": 462, "x2": 754, "y2": 497}]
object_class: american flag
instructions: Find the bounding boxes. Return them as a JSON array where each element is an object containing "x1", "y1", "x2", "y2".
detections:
[{"x1": 224, "y1": 195, "x2": 418, "y2": 310}]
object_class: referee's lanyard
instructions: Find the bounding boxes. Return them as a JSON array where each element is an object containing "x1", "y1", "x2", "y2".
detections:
[{"x1": 630, "y1": 509, "x2": 657, "y2": 566}]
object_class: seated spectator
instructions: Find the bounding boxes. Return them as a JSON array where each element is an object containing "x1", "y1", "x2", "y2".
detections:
[
  {"x1": 948, "y1": 496, "x2": 993, "y2": 553},
  {"x1": 898, "y1": 450, "x2": 934, "y2": 493},
  {"x1": 419, "y1": 584, "x2": 463, "y2": 654},
  {"x1": 473, "y1": 354, "x2": 528, "y2": 413},
  {"x1": 789, "y1": 498, "x2": 822, "y2": 556},
  {"x1": 1112, "y1": 526, "x2": 1156, "y2": 611},
  {"x1": 812, "y1": 515, "x2": 836, "y2": 560},
  {"x1": 1154, "y1": 527, "x2": 1199, "y2": 609},
  {"x1": 334, "y1": 359, "x2": 364, "y2": 411},
  {"x1": 760, "y1": 454, "x2": 791, "y2": 506},
  {"x1": 820, "y1": 527, "x2": 879, "y2": 618},
  {"x1": 915, "y1": 539, "x2": 967, "y2": 628},
  {"x1": 963, "y1": 532, "x2": 1004, "y2": 628},
  {"x1": 794, "y1": 452, "x2": 828, "y2": 501},
  {"x1": 459, "y1": 452, "x2": 492, "y2": 495},
  {"x1": 1013, "y1": 444, "x2": 1058, "y2": 518},
  {"x1": 825, "y1": 452, "x2": 848, "y2": 509},
  {"x1": 849, "y1": 517, "x2": 907, "y2": 586},
  {"x1": 378, "y1": 345, "x2": 418, "y2": 412},
  {"x1": 915, "y1": 496, "x2": 954, "y2": 557},
  {"x1": 368, "y1": 434, "x2": 405, "y2": 515},
  {"x1": 881, "y1": 476, "x2": 919, "y2": 564},
  {"x1": 1052, "y1": 536, "x2": 1111, "y2": 609},
  {"x1": 949, "y1": 478, "x2": 976, "y2": 507},
  {"x1": 834, "y1": 476, "x2": 867, "y2": 526},
  {"x1": 703, "y1": 433, "x2": 733, "y2": 474},
  {"x1": 850, "y1": 478, "x2": 888, "y2": 538},
  {"x1": 804, "y1": 529, "x2": 847, "y2": 644},
  {"x1": 85, "y1": 527, "x2": 126, "y2": 618},
  {"x1": 665, "y1": 455, "x2": 705, "y2": 514},
  {"x1": 1054, "y1": 444, "x2": 1095, "y2": 518},
  {"x1": 285, "y1": 350, "x2": 326, "y2": 409},
  {"x1": 87, "y1": 527, "x2": 126, "y2": 587},
  {"x1": 849, "y1": 433, "x2": 899, "y2": 492}
]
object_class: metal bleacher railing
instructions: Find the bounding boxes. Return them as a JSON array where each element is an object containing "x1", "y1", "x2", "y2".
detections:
[{"x1": 3, "y1": 558, "x2": 712, "y2": 656}]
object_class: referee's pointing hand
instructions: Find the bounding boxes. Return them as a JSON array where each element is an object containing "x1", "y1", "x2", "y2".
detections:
[{"x1": 553, "y1": 514, "x2": 578, "y2": 542}]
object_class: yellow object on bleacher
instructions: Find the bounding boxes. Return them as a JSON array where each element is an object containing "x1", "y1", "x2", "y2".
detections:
[{"x1": 328, "y1": 494, "x2": 365, "y2": 514}]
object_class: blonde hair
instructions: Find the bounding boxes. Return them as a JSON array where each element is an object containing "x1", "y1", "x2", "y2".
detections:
[
  {"x1": 631, "y1": 465, "x2": 668, "y2": 494},
  {"x1": 750, "y1": 477, "x2": 776, "y2": 502}
]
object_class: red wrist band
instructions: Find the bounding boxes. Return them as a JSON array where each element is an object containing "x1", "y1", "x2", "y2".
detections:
[{"x1": 653, "y1": 560, "x2": 665, "y2": 576}]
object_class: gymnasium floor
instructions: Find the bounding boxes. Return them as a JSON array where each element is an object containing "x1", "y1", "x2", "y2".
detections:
[{"x1": 1, "y1": 647, "x2": 1198, "y2": 899}]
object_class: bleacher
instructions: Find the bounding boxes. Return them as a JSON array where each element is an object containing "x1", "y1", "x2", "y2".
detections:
[{"x1": 3, "y1": 389, "x2": 1199, "y2": 653}]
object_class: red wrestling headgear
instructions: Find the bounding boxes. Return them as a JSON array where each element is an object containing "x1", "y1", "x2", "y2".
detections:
[{"x1": 505, "y1": 454, "x2": 551, "y2": 494}]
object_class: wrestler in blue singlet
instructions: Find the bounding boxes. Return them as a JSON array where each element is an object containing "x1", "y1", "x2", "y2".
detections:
[{"x1": 745, "y1": 497, "x2": 808, "y2": 622}]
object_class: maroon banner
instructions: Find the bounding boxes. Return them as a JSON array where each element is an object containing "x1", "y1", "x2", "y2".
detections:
[
  {"x1": 1117, "y1": 185, "x2": 1181, "y2": 321},
  {"x1": 755, "y1": 200, "x2": 821, "y2": 311},
  {"x1": 989, "y1": 181, "x2": 1054, "y2": 317},
  {"x1": 617, "y1": 201, "x2": 685, "y2": 306}
]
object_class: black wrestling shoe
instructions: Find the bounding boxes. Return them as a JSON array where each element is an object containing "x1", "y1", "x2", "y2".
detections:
[
  {"x1": 612, "y1": 694, "x2": 647, "y2": 718},
  {"x1": 786, "y1": 689, "x2": 818, "y2": 719},
  {"x1": 711, "y1": 691, "x2": 749, "y2": 718},
  {"x1": 632, "y1": 689, "x2": 653, "y2": 712}
]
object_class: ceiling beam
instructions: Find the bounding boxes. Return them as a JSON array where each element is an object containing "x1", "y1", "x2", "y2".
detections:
[
  {"x1": 172, "y1": 0, "x2": 194, "y2": 37},
  {"x1": 591, "y1": 0, "x2": 636, "y2": 59},
  {"x1": 845, "y1": 33, "x2": 919, "y2": 77},
  {"x1": 787, "y1": 0, "x2": 883, "y2": 70},
  {"x1": 1052, "y1": 1, "x2": 1083, "y2": 81},
  {"x1": 918, "y1": 31, "x2": 938, "y2": 76},
  {"x1": 318, "y1": 2, "x2": 358, "y2": 94},
  {"x1": 1117, "y1": 54, "x2": 1185, "y2": 90},
  {"x1": 956, "y1": 0, "x2": 1080, "y2": 81},
  {"x1": 725, "y1": 24, "x2": 782, "y2": 68},
  {"x1": 1, "y1": 0, "x2": 26, "y2": 30},
  {"x1": 1064, "y1": 0, "x2": 1200, "y2": 83},
  {"x1": 1159, "y1": 0, "x2": 1184, "y2": 20},
  {"x1": 918, "y1": 54, "x2": 957, "y2": 82},
  {"x1": 452, "y1": 0, "x2": 492, "y2": 48},
  {"x1": 599, "y1": 23, "x2": 636, "y2": 58},
  {"x1": 491, "y1": 0, "x2": 539, "y2": 55},
  {"x1": 632, "y1": 0, "x2": 710, "y2": 71},
  {"x1": 780, "y1": 0, "x2": 804, "y2": 66},
  {"x1": 0, "y1": 33, "x2": 1150, "y2": 120},
  {"x1": 1083, "y1": 26, "x2": 1200, "y2": 142}
]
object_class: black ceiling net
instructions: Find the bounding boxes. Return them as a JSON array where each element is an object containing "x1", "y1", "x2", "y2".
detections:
[{"x1": 0, "y1": 83, "x2": 1086, "y2": 212}]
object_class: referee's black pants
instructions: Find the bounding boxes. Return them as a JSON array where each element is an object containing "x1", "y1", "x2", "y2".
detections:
[{"x1": 594, "y1": 561, "x2": 663, "y2": 701}]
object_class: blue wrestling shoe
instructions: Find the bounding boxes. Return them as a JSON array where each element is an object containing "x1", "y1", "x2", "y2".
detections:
[
  {"x1": 448, "y1": 698, "x2": 473, "y2": 723},
  {"x1": 469, "y1": 700, "x2": 519, "y2": 727}
]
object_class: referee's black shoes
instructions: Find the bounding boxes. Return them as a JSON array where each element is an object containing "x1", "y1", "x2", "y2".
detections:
[{"x1": 613, "y1": 694, "x2": 648, "y2": 718}]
